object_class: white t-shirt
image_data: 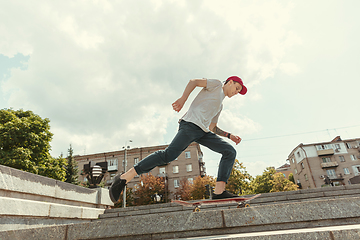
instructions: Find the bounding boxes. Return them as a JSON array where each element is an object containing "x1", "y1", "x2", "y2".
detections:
[{"x1": 181, "y1": 79, "x2": 225, "y2": 132}]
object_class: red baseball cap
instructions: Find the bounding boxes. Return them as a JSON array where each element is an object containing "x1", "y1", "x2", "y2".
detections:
[{"x1": 226, "y1": 76, "x2": 247, "y2": 95}]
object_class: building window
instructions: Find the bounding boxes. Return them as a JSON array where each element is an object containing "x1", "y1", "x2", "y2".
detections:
[
  {"x1": 297, "y1": 152, "x2": 301, "y2": 158},
  {"x1": 174, "y1": 179, "x2": 179, "y2": 188},
  {"x1": 159, "y1": 167, "x2": 166, "y2": 174},
  {"x1": 335, "y1": 144, "x2": 341, "y2": 150},
  {"x1": 344, "y1": 168, "x2": 350, "y2": 175},
  {"x1": 294, "y1": 169, "x2": 298, "y2": 174},
  {"x1": 304, "y1": 174, "x2": 308, "y2": 181},
  {"x1": 186, "y1": 164, "x2": 192, "y2": 172},
  {"x1": 301, "y1": 162, "x2": 305, "y2": 169},
  {"x1": 346, "y1": 143, "x2": 351, "y2": 149},
  {"x1": 322, "y1": 157, "x2": 331, "y2": 163},
  {"x1": 352, "y1": 165, "x2": 360, "y2": 176},
  {"x1": 326, "y1": 169, "x2": 336, "y2": 178},
  {"x1": 173, "y1": 166, "x2": 179, "y2": 173},
  {"x1": 351, "y1": 155, "x2": 357, "y2": 161},
  {"x1": 339, "y1": 156, "x2": 345, "y2": 162},
  {"x1": 134, "y1": 158, "x2": 139, "y2": 165},
  {"x1": 185, "y1": 151, "x2": 191, "y2": 159},
  {"x1": 316, "y1": 144, "x2": 330, "y2": 150}
]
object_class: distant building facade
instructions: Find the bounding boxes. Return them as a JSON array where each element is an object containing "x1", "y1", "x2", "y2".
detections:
[
  {"x1": 275, "y1": 163, "x2": 292, "y2": 179},
  {"x1": 74, "y1": 142, "x2": 206, "y2": 198},
  {"x1": 288, "y1": 136, "x2": 360, "y2": 189}
]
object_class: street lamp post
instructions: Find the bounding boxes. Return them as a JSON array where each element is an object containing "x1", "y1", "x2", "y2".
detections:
[{"x1": 122, "y1": 140, "x2": 132, "y2": 208}]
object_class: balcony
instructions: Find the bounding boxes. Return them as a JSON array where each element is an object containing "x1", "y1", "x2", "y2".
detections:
[
  {"x1": 321, "y1": 161, "x2": 339, "y2": 169},
  {"x1": 317, "y1": 149, "x2": 334, "y2": 156},
  {"x1": 108, "y1": 164, "x2": 118, "y2": 172},
  {"x1": 329, "y1": 173, "x2": 344, "y2": 181}
]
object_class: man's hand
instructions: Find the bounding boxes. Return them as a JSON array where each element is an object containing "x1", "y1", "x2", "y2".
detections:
[
  {"x1": 230, "y1": 134, "x2": 242, "y2": 145},
  {"x1": 211, "y1": 124, "x2": 242, "y2": 145},
  {"x1": 172, "y1": 97, "x2": 186, "y2": 112}
]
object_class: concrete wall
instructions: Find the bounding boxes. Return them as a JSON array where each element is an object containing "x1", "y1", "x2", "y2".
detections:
[{"x1": 0, "y1": 164, "x2": 113, "y2": 232}]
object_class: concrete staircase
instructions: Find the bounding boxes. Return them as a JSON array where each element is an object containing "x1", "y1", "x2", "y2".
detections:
[
  {"x1": 0, "y1": 164, "x2": 113, "y2": 233},
  {"x1": 2, "y1": 184, "x2": 360, "y2": 239}
]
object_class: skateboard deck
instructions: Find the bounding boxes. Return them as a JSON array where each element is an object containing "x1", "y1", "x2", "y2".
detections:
[{"x1": 172, "y1": 194, "x2": 261, "y2": 212}]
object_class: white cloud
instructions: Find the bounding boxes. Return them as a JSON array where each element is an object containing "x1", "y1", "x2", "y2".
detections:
[
  {"x1": 218, "y1": 108, "x2": 262, "y2": 137},
  {"x1": 279, "y1": 62, "x2": 300, "y2": 76},
  {"x1": 0, "y1": 0, "x2": 298, "y2": 162}
]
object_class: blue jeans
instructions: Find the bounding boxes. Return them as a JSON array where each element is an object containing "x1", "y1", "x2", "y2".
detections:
[{"x1": 134, "y1": 120, "x2": 236, "y2": 183}]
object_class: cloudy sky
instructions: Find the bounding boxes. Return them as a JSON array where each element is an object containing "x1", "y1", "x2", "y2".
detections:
[{"x1": 1, "y1": 0, "x2": 360, "y2": 178}]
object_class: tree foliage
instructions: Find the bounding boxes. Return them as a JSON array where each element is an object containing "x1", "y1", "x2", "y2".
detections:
[
  {"x1": 38, "y1": 155, "x2": 67, "y2": 181},
  {"x1": 250, "y1": 167, "x2": 277, "y2": 194},
  {"x1": 289, "y1": 173, "x2": 295, "y2": 184},
  {"x1": 65, "y1": 144, "x2": 79, "y2": 185},
  {"x1": 270, "y1": 172, "x2": 298, "y2": 192},
  {"x1": 250, "y1": 167, "x2": 298, "y2": 194},
  {"x1": 174, "y1": 177, "x2": 192, "y2": 201},
  {"x1": 115, "y1": 187, "x2": 134, "y2": 208},
  {"x1": 0, "y1": 109, "x2": 66, "y2": 180},
  {"x1": 133, "y1": 173, "x2": 170, "y2": 205},
  {"x1": 226, "y1": 159, "x2": 253, "y2": 195},
  {"x1": 190, "y1": 175, "x2": 215, "y2": 200}
]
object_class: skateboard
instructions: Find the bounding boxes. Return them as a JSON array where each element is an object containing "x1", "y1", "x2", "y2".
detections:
[{"x1": 172, "y1": 194, "x2": 261, "y2": 212}]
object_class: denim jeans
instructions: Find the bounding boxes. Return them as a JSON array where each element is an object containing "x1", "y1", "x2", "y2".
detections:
[{"x1": 134, "y1": 120, "x2": 236, "y2": 183}]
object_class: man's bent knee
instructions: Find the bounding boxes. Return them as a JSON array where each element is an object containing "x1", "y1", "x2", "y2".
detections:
[{"x1": 225, "y1": 146, "x2": 236, "y2": 160}]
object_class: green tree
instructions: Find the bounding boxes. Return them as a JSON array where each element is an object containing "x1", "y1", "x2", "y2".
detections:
[
  {"x1": 226, "y1": 159, "x2": 253, "y2": 196},
  {"x1": 0, "y1": 108, "x2": 66, "y2": 180},
  {"x1": 250, "y1": 167, "x2": 277, "y2": 194},
  {"x1": 270, "y1": 172, "x2": 298, "y2": 192},
  {"x1": 65, "y1": 144, "x2": 79, "y2": 185},
  {"x1": 289, "y1": 173, "x2": 295, "y2": 184},
  {"x1": 115, "y1": 187, "x2": 134, "y2": 208},
  {"x1": 38, "y1": 155, "x2": 67, "y2": 181}
]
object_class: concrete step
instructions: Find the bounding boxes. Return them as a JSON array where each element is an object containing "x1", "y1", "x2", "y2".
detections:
[
  {"x1": 99, "y1": 184, "x2": 360, "y2": 219},
  {"x1": 3, "y1": 195, "x2": 360, "y2": 240},
  {"x1": 167, "y1": 224, "x2": 360, "y2": 240}
]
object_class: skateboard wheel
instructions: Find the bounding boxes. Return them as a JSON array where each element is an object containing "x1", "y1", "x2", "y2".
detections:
[
  {"x1": 245, "y1": 204, "x2": 250, "y2": 208},
  {"x1": 194, "y1": 207, "x2": 201, "y2": 212},
  {"x1": 237, "y1": 202, "x2": 245, "y2": 208}
]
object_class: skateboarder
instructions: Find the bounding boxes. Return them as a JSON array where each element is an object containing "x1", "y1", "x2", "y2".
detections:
[{"x1": 109, "y1": 76, "x2": 247, "y2": 203}]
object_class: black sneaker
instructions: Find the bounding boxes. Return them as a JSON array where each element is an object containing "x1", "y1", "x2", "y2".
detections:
[
  {"x1": 212, "y1": 190, "x2": 239, "y2": 199},
  {"x1": 109, "y1": 174, "x2": 127, "y2": 203}
]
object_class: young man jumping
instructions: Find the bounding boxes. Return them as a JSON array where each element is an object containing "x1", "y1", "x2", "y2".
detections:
[{"x1": 109, "y1": 76, "x2": 247, "y2": 202}]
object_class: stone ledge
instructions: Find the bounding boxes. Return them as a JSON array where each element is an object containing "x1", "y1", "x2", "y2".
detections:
[
  {"x1": 0, "y1": 164, "x2": 113, "y2": 208},
  {"x1": 0, "y1": 196, "x2": 104, "y2": 220},
  {"x1": 166, "y1": 224, "x2": 360, "y2": 240},
  {"x1": 4, "y1": 196, "x2": 360, "y2": 240},
  {"x1": 0, "y1": 216, "x2": 89, "y2": 232}
]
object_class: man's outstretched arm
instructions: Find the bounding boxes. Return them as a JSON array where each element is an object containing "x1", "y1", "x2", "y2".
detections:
[
  {"x1": 210, "y1": 123, "x2": 242, "y2": 145},
  {"x1": 172, "y1": 78, "x2": 207, "y2": 112}
]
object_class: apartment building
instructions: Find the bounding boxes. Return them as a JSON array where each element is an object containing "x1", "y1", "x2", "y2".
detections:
[
  {"x1": 74, "y1": 142, "x2": 206, "y2": 197},
  {"x1": 288, "y1": 136, "x2": 360, "y2": 189}
]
